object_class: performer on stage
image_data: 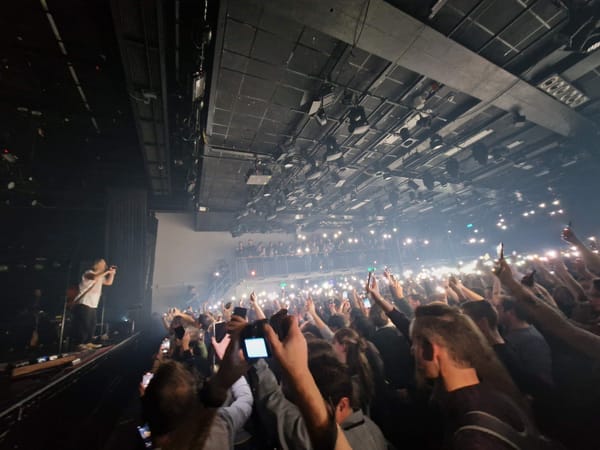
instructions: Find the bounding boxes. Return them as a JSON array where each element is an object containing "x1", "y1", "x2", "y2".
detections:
[{"x1": 72, "y1": 259, "x2": 116, "y2": 351}]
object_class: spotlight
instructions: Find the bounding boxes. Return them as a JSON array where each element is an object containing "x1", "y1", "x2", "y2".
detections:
[
  {"x1": 407, "y1": 179, "x2": 419, "y2": 190},
  {"x1": 430, "y1": 134, "x2": 443, "y2": 150},
  {"x1": 324, "y1": 136, "x2": 343, "y2": 162},
  {"x1": 399, "y1": 128, "x2": 410, "y2": 141},
  {"x1": 422, "y1": 172, "x2": 435, "y2": 190},
  {"x1": 512, "y1": 112, "x2": 526, "y2": 128},
  {"x1": 445, "y1": 157, "x2": 459, "y2": 178},
  {"x1": 315, "y1": 108, "x2": 328, "y2": 126},
  {"x1": 348, "y1": 106, "x2": 369, "y2": 135},
  {"x1": 471, "y1": 143, "x2": 488, "y2": 165},
  {"x1": 7, "y1": 181, "x2": 15, "y2": 190}
]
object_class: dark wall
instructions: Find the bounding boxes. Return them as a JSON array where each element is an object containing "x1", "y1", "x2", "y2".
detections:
[{"x1": 0, "y1": 207, "x2": 105, "y2": 316}]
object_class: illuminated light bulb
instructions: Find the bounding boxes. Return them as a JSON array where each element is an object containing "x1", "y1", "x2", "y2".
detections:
[
  {"x1": 424, "y1": 240, "x2": 429, "y2": 245},
  {"x1": 552, "y1": 200, "x2": 560, "y2": 206},
  {"x1": 369, "y1": 230, "x2": 375, "y2": 235},
  {"x1": 539, "y1": 203, "x2": 546, "y2": 208}
]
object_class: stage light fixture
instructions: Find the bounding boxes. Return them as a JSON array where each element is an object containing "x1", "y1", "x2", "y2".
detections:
[
  {"x1": 407, "y1": 179, "x2": 419, "y2": 190},
  {"x1": 348, "y1": 106, "x2": 369, "y2": 135},
  {"x1": 422, "y1": 172, "x2": 435, "y2": 190},
  {"x1": 512, "y1": 112, "x2": 526, "y2": 127},
  {"x1": 445, "y1": 157, "x2": 459, "y2": 178},
  {"x1": 471, "y1": 143, "x2": 489, "y2": 165},
  {"x1": 382, "y1": 171, "x2": 393, "y2": 181},
  {"x1": 399, "y1": 128, "x2": 410, "y2": 141},
  {"x1": 315, "y1": 108, "x2": 328, "y2": 126},
  {"x1": 430, "y1": 134, "x2": 443, "y2": 150},
  {"x1": 324, "y1": 136, "x2": 343, "y2": 162}
]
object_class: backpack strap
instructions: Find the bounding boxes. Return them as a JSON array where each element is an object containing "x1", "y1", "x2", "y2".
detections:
[{"x1": 455, "y1": 410, "x2": 529, "y2": 449}]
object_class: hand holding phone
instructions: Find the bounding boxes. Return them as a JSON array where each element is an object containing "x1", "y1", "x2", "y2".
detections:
[{"x1": 233, "y1": 306, "x2": 248, "y2": 319}]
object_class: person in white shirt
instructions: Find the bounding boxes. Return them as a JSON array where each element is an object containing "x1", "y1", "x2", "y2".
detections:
[{"x1": 72, "y1": 258, "x2": 116, "y2": 350}]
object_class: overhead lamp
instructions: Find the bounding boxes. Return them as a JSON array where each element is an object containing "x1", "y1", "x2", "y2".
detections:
[
  {"x1": 314, "y1": 108, "x2": 328, "y2": 126},
  {"x1": 324, "y1": 136, "x2": 343, "y2": 162},
  {"x1": 445, "y1": 157, "x2": 459, "y2": 178},
  {"x1": 430, "y1": 134, "x2": 443, "y2": 150},
  {"x1": 471, "y1": 143, "x2": 489, "y2": 165},
  {"x1": 348, "y1": 106, "x2": 369, "y2": 135},
  {"x1": 407, "y1": 179, "x2": 419, "y2": 190},
  {"x1": 422, "y1": 172, "x2": 435, "y2": 190}
]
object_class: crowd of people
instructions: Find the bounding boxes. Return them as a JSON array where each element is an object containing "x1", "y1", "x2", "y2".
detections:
[
  {"x1": 234, "y1": 231, "x2": 394, "y2": 259},
  {"x1": 140, "y1": 225, "x2": 600, "y2": 449}
]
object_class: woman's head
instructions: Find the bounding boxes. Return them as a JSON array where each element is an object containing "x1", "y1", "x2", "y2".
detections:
[{"x1": 333, "y1": 328, "x2": 374, "y2": 405}]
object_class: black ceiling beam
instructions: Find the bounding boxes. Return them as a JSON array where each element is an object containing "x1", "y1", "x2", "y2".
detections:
[{"x1": 239, "y1": 0, "x2": 593, "y2": 137}]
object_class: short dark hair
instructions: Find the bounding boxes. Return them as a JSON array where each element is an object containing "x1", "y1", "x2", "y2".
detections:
[
  {"x1": 369, "y1": 303, "x2": 388, "y2": 328},
  {"x1": 461, "y1": 300, "x2": 499, "y2": 329},
  {"x1": 308, "y1": 354, "x2": 353, "y2": 407},
  {"x1": 500, "y1": 296, "x2": 528, "y2": 322},
  {"x1": 327, "y1": 314, "x2": 346, "y2": 331}
]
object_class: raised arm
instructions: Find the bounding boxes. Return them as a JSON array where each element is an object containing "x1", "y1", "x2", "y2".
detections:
[
  {"x1": 264, "y1": 317, "x2": 351, "y2": 450},
  {"x1": 563, "y1": 227, "x2": 600, "y2": 275},
  {"x1": 306, "y1": 296, "x2": 334, "y2": 340},
  {"x1": 249, "y1": 292, "x2": 266, "y2": 320},
  {"x1": 494, "y1": 258, "x2": 600, "y2": 362}
]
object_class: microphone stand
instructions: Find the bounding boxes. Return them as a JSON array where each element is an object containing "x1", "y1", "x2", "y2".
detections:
[{"x1": 58, "y1": 259, "x2": 73, "y2": 355}]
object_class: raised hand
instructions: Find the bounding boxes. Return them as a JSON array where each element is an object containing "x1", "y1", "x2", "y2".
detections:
[
  {"x1": 211, "y1": 333, "x2": 231, "y2": 360},
  {"x1": 263, "y1": 315, "x2": 308, "y2": 379},
  {"x1": 250, "y1": 291, "x2": 257, "y2": 304},
  {"x1": 493, "y1": 257, "x2": 514, "y2": 285},
  {"x1": 562, "y1": 226, "x2": 580, "y2": 245},
  {"x1": 306, "y1": 296, "x2": 316, "y2": 314}
]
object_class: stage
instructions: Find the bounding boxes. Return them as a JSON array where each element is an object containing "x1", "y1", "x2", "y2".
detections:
[{"x1": 0, "y1": 332, "x2": 156, "y2": 450}]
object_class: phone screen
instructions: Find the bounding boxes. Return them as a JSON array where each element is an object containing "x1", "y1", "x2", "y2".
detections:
[
  {"x1": 142, "y1": 372, "x2": 154, "y2": 388},
  {"x1": 160, "y1": 337, "x2": 170, "y2": 353},
  {"x1": 244, "y1": 337, "x2": 269, "y2": 359},
  {"x1": 137, "y1": 424, "x2": 152, "y2": 448},
  {"x1": 363, "y1": 298, "x2": 371, "y2": 308},
  {"x1": 214, "y1": 322, "x2": 227, "y2": 342},
  {"x1": 496, "y1": 242, "x2": 504, "y2": 259},
  {"x1": 342, "y1": 291, "x2": 348, "y2": 299}
]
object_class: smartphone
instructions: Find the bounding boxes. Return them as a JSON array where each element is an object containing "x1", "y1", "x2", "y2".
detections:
[
  {"x1": 362, "y1": 298, "x2": 371, "y2": 308},
  {"x1": 233, "y1": 306, "x2": 247, "y2": 318},
  {"x1": 142, "y1": 372, "x2": 154, "y2": 388},
  {"x1": 242, "y1": 337, "x2": 271, "y2": 360},
  {"x1": 214, "y1": 321, "x2": 227, "y2": 343},
  {"x1": 174, "y1": 325, "x2": 185, "y2": 340},
  {"x1": 160, "y1": 337, "x2": 170, "y2": 354},
  {"x1": 367, "y1": 271, "x2": 373, "y2": 288},
  {"x1": 137, "y1": 424, "x2": 152, "y2": 448},
  {"x1": 342, "y1": 291, "x2": 348, "y2": 299},
  {"x1": 497, "y1": 242, "x2": 504, "y2": 260}
]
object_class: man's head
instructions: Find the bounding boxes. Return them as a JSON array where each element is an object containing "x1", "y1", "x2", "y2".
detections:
[
  {"x1": 407, "y1": 293, "x2": 424, "y2": 310},
  {"x1": 92, "y1": 258, "x2": 107, "y2": 272},
  {"x1": 461, "y1": 300, "x2": 499, "y2": 337},
  {"x1": 411, "y1": 303, "x2": 500, "y2": 386},
  {"x1": 327, "y1": 314, "x2": 346, "y2": 332},
  {"x1": 496, "y1": 296, "x2": 529, "y2": 330},
  {"x1": 308, "y1": 353, "x2": 355, "y2": 424},
  {"x1": 368, "y1": 303, "x2": 389, "y2": 328}
]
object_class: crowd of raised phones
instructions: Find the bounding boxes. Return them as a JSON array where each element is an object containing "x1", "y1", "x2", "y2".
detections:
[{"x1": 140, "y1": 225, "x2": 600, "y2": 450}]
